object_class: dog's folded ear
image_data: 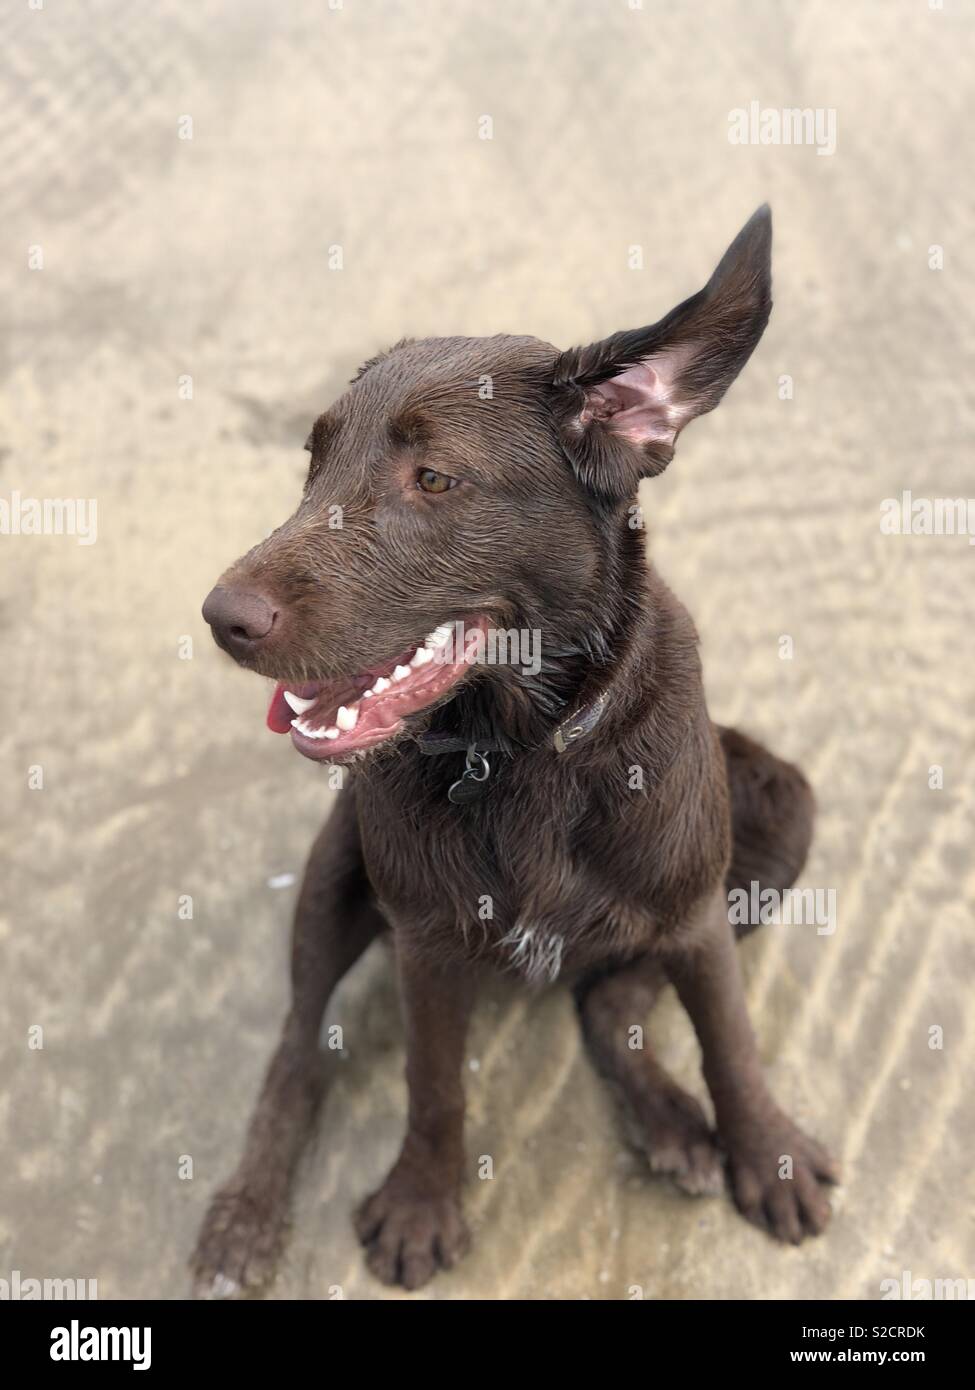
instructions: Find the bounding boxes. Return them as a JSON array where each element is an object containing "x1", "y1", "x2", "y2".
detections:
[{"x1": 553, "y1": 205, "x2": 772, "y2": 501}]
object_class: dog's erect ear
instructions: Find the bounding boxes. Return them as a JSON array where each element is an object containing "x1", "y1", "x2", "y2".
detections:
[{"x1": 553, "y1": 205, "x2": 772, "y2": 500}]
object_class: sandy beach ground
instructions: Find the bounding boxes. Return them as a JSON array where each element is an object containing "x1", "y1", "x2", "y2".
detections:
[{"x1": 2, "y1": 0, "x2": 973, "y2": 1299}]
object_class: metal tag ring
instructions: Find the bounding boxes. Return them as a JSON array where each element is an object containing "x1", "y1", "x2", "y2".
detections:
[{"x1": 465, "y1": 745, "x2": 490, "y2": 781}]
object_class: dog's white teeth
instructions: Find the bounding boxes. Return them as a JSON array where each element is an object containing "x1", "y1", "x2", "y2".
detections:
[
  {"x1": 425, "y1": 624, "x2": 453, "y2": 649},
  {"x1": 410, "y1": 646, "x2": 434, "y2": 667},
  {"x1": 336, "y1": 704, "x2": 358, "y2": 731},
  {"x1": 283, "y1": 690, "x2": 317, "y2": 716},
  {"x1": 323, "y1": 726, "x2": 340, "y2": 739},
  {"x1": 293, "y1": 718, "x2": 326, "y2": 739},
  {"x1": 393, "y1": 664, "x2": 411, "y2": 681},
  {"x1": 370, "y1": 676, "x2": 390, "y2": 695}
]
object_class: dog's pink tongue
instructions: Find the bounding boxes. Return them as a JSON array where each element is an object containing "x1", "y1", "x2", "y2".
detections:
[{"x1": 266, "y1": 682, "x2": 294, "y2": 734}]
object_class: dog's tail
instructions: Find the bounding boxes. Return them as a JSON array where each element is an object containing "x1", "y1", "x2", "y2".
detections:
[{"x1": 718, "y1": 725, "x2": 816, "y2": 940}]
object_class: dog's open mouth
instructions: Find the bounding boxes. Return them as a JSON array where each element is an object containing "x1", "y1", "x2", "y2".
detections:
[{"x1": 265, "y1": 616, "x2": 490, "y2": 761}]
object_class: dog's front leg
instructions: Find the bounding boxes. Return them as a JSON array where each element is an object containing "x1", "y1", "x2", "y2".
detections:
[
  {"x1": 664, "y1": 892, "x2": 840, "y2": 1243},
  {"x1": 355, "y1": 943, "x2": 475, "y2": 1289},
  {"x1": 191, "y1": 799, "x2": 384, "y2": 1297}
]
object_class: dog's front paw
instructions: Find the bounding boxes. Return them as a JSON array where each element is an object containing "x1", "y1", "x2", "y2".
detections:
[
  {"x1": 354, "y1": 1176, "x2": 470, "y2": 1290},
  {"x1": 190, "y1": 1180, "x2": 287, "y2": 1298},
  {"x1": 725, "y1": 1109, "x2": 840, "y2": 1244}
]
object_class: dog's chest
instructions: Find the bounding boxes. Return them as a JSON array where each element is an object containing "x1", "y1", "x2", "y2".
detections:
[{"x1": 358, "y1": 758, "x2": 653, "y2": 982}]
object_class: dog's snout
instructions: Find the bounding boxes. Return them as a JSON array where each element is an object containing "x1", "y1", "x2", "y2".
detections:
[{"x1": 202, "y1": 584, "x2": 278, "y2": 657}]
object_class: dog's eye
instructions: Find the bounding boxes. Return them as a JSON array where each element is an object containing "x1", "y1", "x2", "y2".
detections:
[{"x1": 416, "y1": 467, "x2": 457, "y2": 495}]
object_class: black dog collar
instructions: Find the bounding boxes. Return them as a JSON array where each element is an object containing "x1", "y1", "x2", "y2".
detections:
[{"x1": 416, "y1": 688, "x2": 612, "y2": 803}]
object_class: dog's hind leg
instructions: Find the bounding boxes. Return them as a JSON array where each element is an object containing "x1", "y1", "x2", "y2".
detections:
[
  {"x1": 574, "y1": 957, "x2": 723, "y2": 1196},
  {"x1": 191, "y1": 795, "x2": 384, "y2": 1297},
  {"x1": 719, "y1": 725, "x2": 816, "y2": 938},
  {"x1": 577, "y1": 734, "x2": 816, "y2": 1206}
]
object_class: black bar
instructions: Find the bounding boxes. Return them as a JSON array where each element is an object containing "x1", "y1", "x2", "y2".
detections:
[{"x1": 2, "y1": 1298, "x2": 965, "y2": 1373}]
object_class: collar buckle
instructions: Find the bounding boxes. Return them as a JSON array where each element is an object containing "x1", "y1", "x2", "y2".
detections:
[{"x1": 553, "y1": 690, "x2": 609, "y2": 753}]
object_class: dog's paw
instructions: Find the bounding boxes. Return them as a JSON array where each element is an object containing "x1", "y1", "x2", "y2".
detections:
[
  {"x1": 725, "y1": 1110, "x2": 840, "y2": 1243},
  {"x1": 626, "y1": 1082, "x2": 724, "y2": 1197},
  {"x1": 354, "y1": 1180, "x2": 470, "y2": 1290},
  {"x1": 190, "y1": 1181, "x2": 287, "y2": 1298}
]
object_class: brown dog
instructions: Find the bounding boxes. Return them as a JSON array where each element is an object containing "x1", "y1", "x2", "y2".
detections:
[{"x1": 194, "y1": 205, "x2": 837, "y2": 1294}]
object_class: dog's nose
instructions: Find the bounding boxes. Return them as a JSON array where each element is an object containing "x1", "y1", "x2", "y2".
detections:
[{"x1": 202, "y1": 584, "x2": 278, "y2": 656}]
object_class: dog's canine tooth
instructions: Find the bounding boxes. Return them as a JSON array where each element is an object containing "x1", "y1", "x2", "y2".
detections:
[
  {"x1": 336, "y1": 704, "x2": 358, "y2": 730},
  {"x1": 392, "y1": 664, "x2": 411, "y2": 681},
  {"x1": 410, "y1": 646, "x2": 434, "y2": 667},
  {"x1": 425, "y1": 624, "x2": 452, "y2": 648},
  {"x1": 283, "y1": 690, "x2": 317, "y2": 715}
]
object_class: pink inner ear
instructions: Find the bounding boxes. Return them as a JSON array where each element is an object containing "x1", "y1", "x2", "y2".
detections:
[{"x1": 582, "y1": 357, "x2": 690, "y2": 447}]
